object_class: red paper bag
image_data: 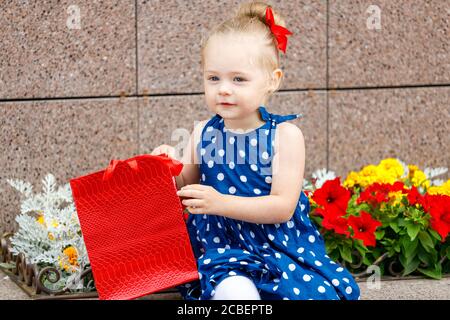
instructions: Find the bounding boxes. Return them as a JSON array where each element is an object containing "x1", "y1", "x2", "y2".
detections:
[{"x1": 69, "y1": 154, "x2": 198, "y2": 300}]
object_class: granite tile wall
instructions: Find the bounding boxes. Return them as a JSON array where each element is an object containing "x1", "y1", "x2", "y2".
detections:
[{"x1": 0, "y1": 0, "x2": 448, "y2": 233}]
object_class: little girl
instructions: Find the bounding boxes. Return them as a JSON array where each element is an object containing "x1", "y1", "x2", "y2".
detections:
[{"x1": 151, "y1": 1, "x2": 360, "y2": 300}]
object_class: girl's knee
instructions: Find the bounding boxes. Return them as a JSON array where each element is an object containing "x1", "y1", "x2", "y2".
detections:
[{"x1": 211, "y1": 276, "x2": 261, "y2": 300}]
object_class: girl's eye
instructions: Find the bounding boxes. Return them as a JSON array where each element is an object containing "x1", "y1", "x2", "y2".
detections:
[
  {"x1": 234, "y1": 77, "x2": 246, "y2": 82},
  {"x1": 208, "y1": 76, "x2": 219, "y2": 81}
]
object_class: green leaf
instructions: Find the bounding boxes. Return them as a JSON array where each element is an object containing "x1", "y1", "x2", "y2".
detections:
[
  {"x1": 402, "y1": 258, "x2": 421, "y2": 276},
  {"x1": 417, "y1": 264, "x2": 442, "y2": 280},
  {"x1": 0, "y1": 262, "x2": 16, "y2": 269},
  {"x1": 389, "y1": 222, "x2": 400, "y2": 233},
  {"x1": 418, "y1": 231, "x2": 435, "y2": 253},
  {"x1": 375, "y1": 229, "x2": 385, "y2": 240},
  {"x1": 406, "y1": 222, "x2": 421, "y2": 241},
  {"x1": 429, "y1": 229, "x2": 442, "y2": 241},
  {"x1": 402, "y1": 236, "x2": 419, "y2": 260},
  {"x1": 339, "y1": 245, "x2": 353, "y2": 263}
]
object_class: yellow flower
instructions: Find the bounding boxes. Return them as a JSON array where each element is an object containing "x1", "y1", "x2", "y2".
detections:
[
  {"x1": 427, "y1": 180, "x2": 450, "y2": 196},
  {"x1": 58, "y1": 246, "x2": 79, "y2": 273},
  {"x1": 410, "y1": 169, "x2": 430, "y2": 189},
  {"x1": 37, "y1": 215, "x2": 45, "y2": 225},
  {"x1": 48, "y1": 233, "x2": 55, "y2": 241},
  {"x1": 388, "y1": 191, "x2": 404, "y2": 207},
  {"x1": 343, "y1": 171, "x2": 359, "y2": 188},
  {"x1": 379, "y1": 158, "x2": 404, "y2": 179},
  {"x1": 51, "y1": 219, "x2": 59, "y2": 228}
]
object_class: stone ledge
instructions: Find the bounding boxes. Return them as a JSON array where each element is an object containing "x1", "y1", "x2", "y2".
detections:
[{"x1": 2, "y1": 270, "x2": 450, "y2": 300}]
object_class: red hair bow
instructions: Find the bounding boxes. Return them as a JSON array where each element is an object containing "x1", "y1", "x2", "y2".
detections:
[{"x1": 265, "y1": 7, "x2": 293, "y2": 54}]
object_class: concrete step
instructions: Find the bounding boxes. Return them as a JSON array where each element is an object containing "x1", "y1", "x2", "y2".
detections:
[{"x1": 2, "y1": 270, "x2": 450, "y2": 300}]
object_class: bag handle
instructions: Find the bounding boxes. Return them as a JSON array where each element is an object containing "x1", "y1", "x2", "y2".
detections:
[{"x1": 102, "y1": 154, "x2": 183, "y2": 181}]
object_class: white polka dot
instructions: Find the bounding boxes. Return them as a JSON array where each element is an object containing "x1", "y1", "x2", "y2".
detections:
[
  {"x1": 203, "y1": 259, "x2": 211, "y2": 265},
  {"x1": 345, "y1": 286, "x2": 352, "y2": 294},
  {"x1": 283, "y1": 297, "x2": 289, "y2": 300},
  {"x1": 273, "y1": 285, "x2": 278, "y2": 291},
  {"x1": 253, "y1": 188, "x2": 261, "y2": 195},
  {"x1": 318, "y1": 286, "x2": 326, "y2": 293},
  {"x1": 275, "y1": 252, "x2": 281, "y2": 259},
  {"x1": 229, "y1": 137, "x2": 235, "y2": 144},
  {"x1": 282, "y1": 272, "x2": 289, "y2": 279},
  {"x1": 250, "y1": 138, "x2": 257, "y2": 146},
  {"x1": 217, "y1": 173, "x2": 224, "y2": 181},
  {"x1": 330, "y1": 261, "x2": 336, "y2": 265},
  {"x1": 217, "y1": 248, "x2": 225, "y2": 254},
  {"x1": 229, "y1": 271, "x2": 237, "y2": 276},
  {"x1": 315, "y1": 260, "x2": 323, "y2": 267},
  {"x1": 200, "y1": 148, "x2": 206, "y2": 156},
  {"x1": 239, "y1": 234, "x2": 244, "y2": 241},
  {"x1": 198, "y1": 272, "x2": 202, "y2": 280},
  {"x1": 265, "y1": 176, "x2": 272, "y2": 184},
  {"x1": 265, "y1": 129, "x2": 269, "y2": 135},
  {"x1": 211, "y1": 137, "x2": 216, "y2": 143},
  {"x1": 240, "y1": 175, "x2": 247, "y2": 182},
  {"x1": 250, "y1": 164, "x2": 258, "y2": 171},
  {"x1": 308, "y1": 235, "x2": 316, "y2": 243},
  {"x1": 324, "y1": 281, "x2": 331, "y2": 287},
  {"x1": 262, "y1": 151, "x2": 269, "y2": 160},
  {"x1": 298, "y1": 257, "x2": 304, "y2": 263},
  {"x1": 282, "y1": 241, "x2": 287, "y2": 247},
  {"x1": 332, "y1": 279, "x2": 340, "y2": 286},
  {"x1": 297, "y1": 230, "x2": 301, "y2": 237},
  {"x1": 217, "y1": 222, "x2": 222, "y2": 229},
  {"x1": 213, "y1": 237, "x2": 221, "y2": 243},
  {"x1": 287, "y1": 220, "x2": 294, "y2": 228},
  {"x1": 229, "y1": 186, "x2": 236, "y2": 194},
  {"x1": 284, "y1": 234, "x2": 289, "y2": 241},
  {"x1": 293, "y1": 288, "x2": 300, "y2": 295},
  {"x1": 229, "y1": 161, "x2": 235, "y2": 169},
  {"x1": 297, "y1": 247, "x2": 305, "y2": 254},
  {"x1": 263, "y1": 243, "x2": 269, "y2": 249},
  {"x1": 240, "y1": 261, "x2": 248, "y2": 265},
  {"x1": 309, "y1": 251, "x2": 316, "y2": 257},
  {"x1": 206, "y1": 126, "x2": 213, "y2": 132},
  {"x1": 218, "y1": 149, "x2": 225, "y2": 157},
  {"x1": 239, "y1": 150, "x2": 245, "y2": 158},
  {"x1": 303, "y1": 275, "x2": 311, "y2": 282},
  {"x1": 207, "y1": 160, "x2": 214, "y2": 168},
  {"x1": 268, "y1": 234, "x2": 275, "y2": 241},
  {"x1": 288, "y1": 264, "x2": 296, "y2": 271},
  {"x1": 343, "y1": 278, "x2": 350, "y2": 283},
  {"x1": 250, "y1": 231, "x2": 255, "y2": 238},
  {"x1": 336, "y1": 267, "x2": 344, "y2": 272},
  {"x1": 229, "y1": 257, "x2": 237, "y2": 262}
]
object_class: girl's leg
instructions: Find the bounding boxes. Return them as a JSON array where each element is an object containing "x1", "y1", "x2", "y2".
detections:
[{"x1": 211, "y1": 275, "x2": 261, "y2": 300}]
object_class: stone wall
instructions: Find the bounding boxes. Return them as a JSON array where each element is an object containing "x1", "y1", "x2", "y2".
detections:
[{"x1": 1, "y1": 0, "x2": 449, "y2": 234}]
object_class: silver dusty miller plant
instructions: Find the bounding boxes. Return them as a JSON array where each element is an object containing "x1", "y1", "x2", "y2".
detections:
[{"x1": 6, "y1": 174, "x2": 93, "y2": 292}]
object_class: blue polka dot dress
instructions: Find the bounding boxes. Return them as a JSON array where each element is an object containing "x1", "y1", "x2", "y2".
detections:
[{"x1": 178, "y1": 106, "x2": 360, "y2": 300}]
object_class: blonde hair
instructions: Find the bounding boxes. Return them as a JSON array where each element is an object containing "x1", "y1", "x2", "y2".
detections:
[{"x1": 200, "y1": 1, "x2": 289, "y2": 93}]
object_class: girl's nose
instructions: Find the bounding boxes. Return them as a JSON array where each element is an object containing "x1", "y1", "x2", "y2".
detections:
[{"x1": 218, "y1": 82, "x2": 232, "y2": 95}]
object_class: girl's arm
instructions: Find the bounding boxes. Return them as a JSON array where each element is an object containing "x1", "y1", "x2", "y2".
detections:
[
  {"x1": 174, "y1": 120, "x2": 207, "y2": 190},
  {"x1": 217, "y1": 122, "x2": 305, "y2": 224}
]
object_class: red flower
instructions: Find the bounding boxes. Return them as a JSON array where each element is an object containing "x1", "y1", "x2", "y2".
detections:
[
  {"x1": 348, "y1": 211, "x2": 382, "y2": 247},
  {"x1": 315, "y1": 207, "x2": 350, "y2": 237},
  {"x1": 407, "y1": 185, "x2": 423, "y2": 206},
  {"x1": 424, "y1": 194, "x2": 450, "y2": 241},
  {"x1": 312, "y1": 177, "x2": 350, "y2": 215},
  {"x1": 357, "y1": 182, "x2": 408, "y2": 207}
]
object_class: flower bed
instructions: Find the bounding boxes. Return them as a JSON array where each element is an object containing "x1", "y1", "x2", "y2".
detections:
[{"x1": 304, "y1": 158, "x2": 450, "y2": 279}]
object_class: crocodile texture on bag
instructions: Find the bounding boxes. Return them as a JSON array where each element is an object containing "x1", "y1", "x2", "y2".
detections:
[{"x1": 70, "y1": 154, "x2": 198, "y2": 300}]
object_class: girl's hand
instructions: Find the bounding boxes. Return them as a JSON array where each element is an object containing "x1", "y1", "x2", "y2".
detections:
[
  {"x1": 150, "y1": 144, "x2": 177, "y2": 159},
  {"x1": 176, "y1": 184, "x2": 225, "y2": 215}
]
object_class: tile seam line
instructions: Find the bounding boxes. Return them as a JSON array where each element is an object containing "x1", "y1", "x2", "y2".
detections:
[{"x1": 1, "y1": 84, "x2": 449, "y2": 103}]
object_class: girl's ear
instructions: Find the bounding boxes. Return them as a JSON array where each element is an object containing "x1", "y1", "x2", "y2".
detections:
[{"x1": 269, "y1": 68, "x2": 283, "y2": 93}]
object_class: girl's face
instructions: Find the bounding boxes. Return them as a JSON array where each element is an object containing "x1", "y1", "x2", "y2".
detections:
[{"x1": 203, "y1": 34, "x2": 274, "y2": 126}]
